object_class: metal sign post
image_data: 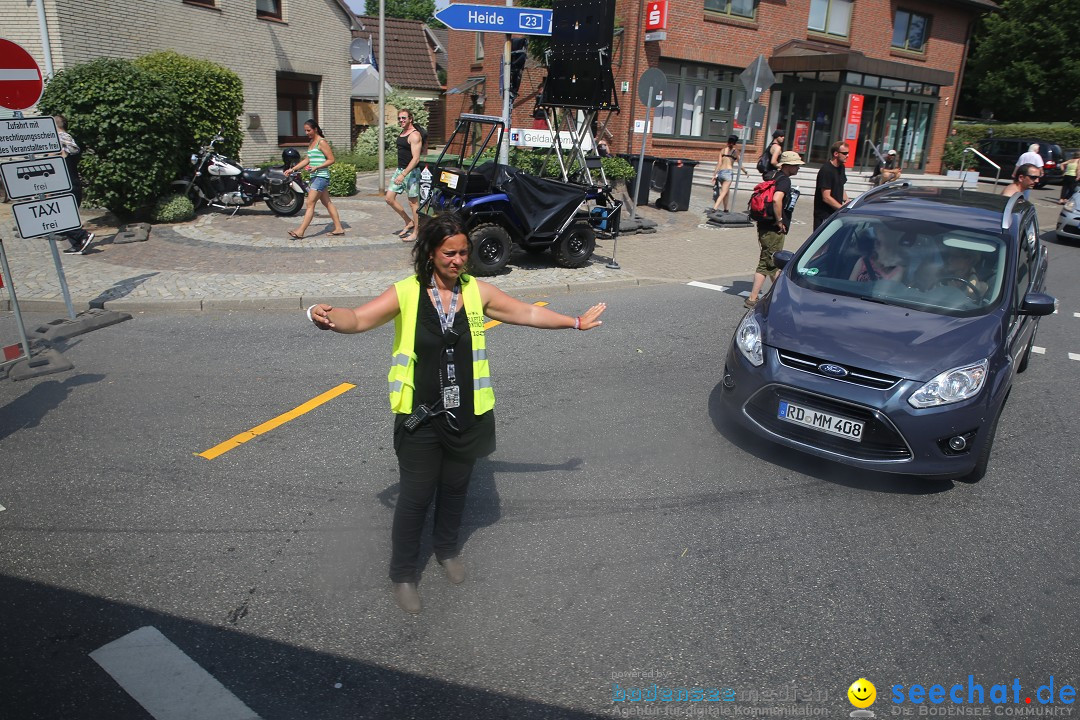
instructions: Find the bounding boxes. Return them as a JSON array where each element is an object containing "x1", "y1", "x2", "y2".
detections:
[
  {"x1": 731, "y1": 55, "x2": 774, "y2": 209},
  {"x1": 632, "y1": 67, "x2": 666, "y2": 221},
  {"x1": 0, "y1": 237, "x2": 33, "y2": 370}
]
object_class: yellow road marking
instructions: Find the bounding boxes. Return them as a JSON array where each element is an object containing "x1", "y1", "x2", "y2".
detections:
[
  {"x1": 484, "y1": 301, "x2": 548, "y2": 329},
  {"x1": 196, "y1": 382, "x2": 356, "y2": 460}
]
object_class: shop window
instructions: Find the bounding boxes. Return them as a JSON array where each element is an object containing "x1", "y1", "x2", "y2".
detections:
[
  {"x1": 892, "y1": 10, "x2": 930, "y2": 52},
  {"x1": 277, "y1": 74, "x2": 319, "y2": 144},
  {"x1": 808, "y1": 0, "x2": 852, "y2": 38},
  {"x1": 655, "y1": 61, "x2": 744, "y2": 141},
  {"x1": 256, "y1": 0, "x2": 281, "y2": 19},
  {"x1": 705, "y1": 0, "x2": 755, "y2": 21}
]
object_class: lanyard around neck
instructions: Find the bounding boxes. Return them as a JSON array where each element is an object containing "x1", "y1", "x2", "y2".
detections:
[{"x1": 429, "y1": 281, "x2": 460, "y2": 333}]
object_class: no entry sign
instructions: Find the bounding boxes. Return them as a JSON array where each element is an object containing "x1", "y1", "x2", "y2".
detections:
[{"x1": 0, "y1": 38, "x2": 45, "y2": 111}]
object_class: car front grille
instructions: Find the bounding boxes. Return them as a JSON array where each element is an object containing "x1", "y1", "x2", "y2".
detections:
[
  {"x1": 777, "y1": 349, "x2": 901, "y2": 390},
  {"x1": 745, "y1": 385, "x2": 912, "y2": 462}
]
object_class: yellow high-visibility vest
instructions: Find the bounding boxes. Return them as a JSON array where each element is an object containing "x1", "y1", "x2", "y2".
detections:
[{"x1": 388, "y1": 275, "x2": 494, "y2": 414}]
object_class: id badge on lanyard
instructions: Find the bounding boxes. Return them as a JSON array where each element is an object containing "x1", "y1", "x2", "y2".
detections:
[{"x1": 431, "y1": 284, "x2": 461, "y2": 409}]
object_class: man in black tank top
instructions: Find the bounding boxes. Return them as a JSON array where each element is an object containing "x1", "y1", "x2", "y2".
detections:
[{"x1": 385, "y1": 108, "x2": 424, "y2": 242}]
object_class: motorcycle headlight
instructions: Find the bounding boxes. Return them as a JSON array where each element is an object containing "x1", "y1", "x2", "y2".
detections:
[
  {"x1": 190, "y1": 154, "x2": 199, "y2": 165},
  {"x1": 908, "y1": 359, "x2": 988, "y2": 408},
  {"x1": 735, "y1": 312, "x2": 764, "y2": 367}
]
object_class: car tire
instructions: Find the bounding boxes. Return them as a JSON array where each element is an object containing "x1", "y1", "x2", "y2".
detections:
[
  {"x1": 553, "y1": 222, "x2": 596, "y2": 268},
  {"x1": 468, "y1": 223, "x2": 512, "y2": 276},
  {"x1": 958, "y1": 407, "x2": 1002, "y2": 484}
]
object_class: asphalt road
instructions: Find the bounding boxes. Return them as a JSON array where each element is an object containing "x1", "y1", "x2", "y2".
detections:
[{"x1": 1, "y1": 226, "x2": 1078, "y2": 719}]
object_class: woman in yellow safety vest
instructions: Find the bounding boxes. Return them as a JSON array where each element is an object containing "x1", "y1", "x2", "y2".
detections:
[{"x1": 306, "y1": 212, "x2": 606, "y2": 614}]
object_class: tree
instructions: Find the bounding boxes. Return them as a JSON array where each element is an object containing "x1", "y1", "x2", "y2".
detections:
[
  {"x1": 959, "y1": 0, "x2": 1080, "y2": 123},
  {"x1": 364, "y1": 0, "x2": 435, "y2": 23}
]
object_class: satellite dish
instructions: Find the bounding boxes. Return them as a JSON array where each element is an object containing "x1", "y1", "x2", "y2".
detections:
[{"x1": 350, "y1": 37, "x2": 371, "y2": 63}]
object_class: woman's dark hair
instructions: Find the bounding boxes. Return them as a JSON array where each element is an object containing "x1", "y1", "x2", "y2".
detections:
[
  {"x1": 413, "y1": 212, "x2": 471, "y2": 286},
  {"x1": 304, "y1": 119, "x2": 324, "y2": 137}
]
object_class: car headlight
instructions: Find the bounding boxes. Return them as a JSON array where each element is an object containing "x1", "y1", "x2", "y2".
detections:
[
  {"x1": 908, "y1": 359, "x2": 988, "y2": 408},
  {"x1": 735, "y1": 312, "x2": 764, "y2": 367},
  {"x1": 1065, "y1": 199, "x2": 1076, "y2": 212}
]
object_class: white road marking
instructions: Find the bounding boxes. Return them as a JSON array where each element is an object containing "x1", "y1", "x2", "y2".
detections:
[
  {"x1": 0, "y1": 502, "x2": 5, "y2": 511},
  {"x1": 1073, "y1": 312, "x2": 1080, "y2": 318},
  {"x1": 687, "y1": 281, "x2": 729, "y2": 292},
  {"x1": 1032, "y1": 347, "x2": 1046, "y2": 355},
  {"x1": 1070, "y1": 353, "x2": 1080, "y2": 362},
  {"x1": 91, "y1": 626, "x2": 261, "y2": 720}
]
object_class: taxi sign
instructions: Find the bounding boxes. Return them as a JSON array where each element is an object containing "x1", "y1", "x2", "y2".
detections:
[
  {"x1": 12, "y1": 193, "x2": 83, "y2": 238},
  {"x1": 0, "y1": 155, "x2": 71, "y2": 200},
  {"x1": 0, "y1": 115, "x2": 61, "y2": 158}
]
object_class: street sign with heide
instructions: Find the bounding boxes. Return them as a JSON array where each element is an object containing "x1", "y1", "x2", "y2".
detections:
[
  {"x1": 434, "y1": 4, "x2": 552, "y2": 35},
  {"x1": 1, "y1": 156, "x2": 71, "y2": 200},
  {"x1": 12, "y1": 193, "x2": 82, "y2": 238}
]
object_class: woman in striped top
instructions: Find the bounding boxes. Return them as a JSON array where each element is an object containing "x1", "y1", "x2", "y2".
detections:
[{"x1": 286, "y1": 119, "x2": 345, "y2": 239}]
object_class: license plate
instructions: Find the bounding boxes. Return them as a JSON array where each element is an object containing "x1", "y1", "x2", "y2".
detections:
[{"x1": 778, "y1": 400, "x2": 864, "y2": 442}]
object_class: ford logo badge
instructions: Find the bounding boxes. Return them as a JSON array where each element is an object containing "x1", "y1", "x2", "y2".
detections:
[{"x1": 818, "y1": 363, "x2": 849, "y2": 378}]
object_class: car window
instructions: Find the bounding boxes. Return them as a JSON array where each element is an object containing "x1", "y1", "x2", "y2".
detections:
[{"x1": 791, "y1": 215, "x2": 1006, "y2": 316}]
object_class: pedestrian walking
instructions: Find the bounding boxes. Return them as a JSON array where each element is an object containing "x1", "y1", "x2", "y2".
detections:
[
  {"x1": 746, "y1": 151, "x2": 803, "y2": 308},
  {"x1": 386, "y1": 108, "x2": 424, "y2": 243},
  {"x1": 763, "y1": 130, "x2": 784, "y2": 178},
  {"x1": 711, "y1": 134, "x2": 748, "y2": 213},
  {"x1": 1059, "y1": 152, "x2": 1079, "y2": 204},
  {"x1": 285, "y1": 119, "x2": 345, "y2": 239},
  {"x1": 1002, "y1": 163, "x2": 1039, "y2": 199},
  {"x1": 54, "y1": 115, "x2": 95, "y2": 255},
  {"x1": 305, "y1": 211, "x2": 607, "y2": 615},
  {"x1": 813, "y1": 140, "x2": 849, "y2": 230},
  {"x1": 1014, "y1": 143, "x2": 1044, "y2": 200}
]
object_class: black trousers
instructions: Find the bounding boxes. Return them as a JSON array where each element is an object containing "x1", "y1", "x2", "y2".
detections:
[
  {"x1": 60, "y1": 181, "x2": 88, "y2": 248},
  {"x1": 1060, "y1": 176, "x2": 1076, "y2": 202},
  {"x1": 389, "y1": 422, "x2": 475, "y2": 583}
]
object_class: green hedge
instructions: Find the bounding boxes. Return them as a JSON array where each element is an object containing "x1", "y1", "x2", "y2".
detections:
[
  {"x1": 328, "y1": 163, "x2": 357, "y2": 196},
  {"x1": 951, "y1": 124, "x2": 1080, "y2": 150}
]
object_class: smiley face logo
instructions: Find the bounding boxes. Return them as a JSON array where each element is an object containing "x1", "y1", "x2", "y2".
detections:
[{"x1": 848, "y1": 678, "x2": 876, "y2": 709}]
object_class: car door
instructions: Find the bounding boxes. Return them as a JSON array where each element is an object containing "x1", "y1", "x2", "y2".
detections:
[{"x1": 1007, "y1": 216, "x2": 1040, "y2": 367}]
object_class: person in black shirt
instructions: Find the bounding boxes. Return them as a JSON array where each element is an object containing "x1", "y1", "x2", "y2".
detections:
[
  {"x1": 813, "y1": 140, "x2": 849, "y2": 230},
  {"x1": 305, "y1": 212, "x2": 607, "y2": 614},
  {"x1": 746, "y1": 151, "x2": 803, "y2": 308}
]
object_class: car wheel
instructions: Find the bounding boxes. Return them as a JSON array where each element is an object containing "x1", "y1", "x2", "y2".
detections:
[
  {"x1": 958, "y1": 407, "x2": 1001, "y2": 484},
  {"x1": 553, "y1": 222, "x2": 596, "y2": 268},
  {"x1": 468, "y1": 223, "x2": 512, "y2": 276}
]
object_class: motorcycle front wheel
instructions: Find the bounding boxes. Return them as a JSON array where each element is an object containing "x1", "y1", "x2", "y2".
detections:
[
  {"x1": 266, "y1": 189, "x2": 304, "y2": 216},
  {"x1": 171, "y1": 180, "x2": 206, "y2": 210}
]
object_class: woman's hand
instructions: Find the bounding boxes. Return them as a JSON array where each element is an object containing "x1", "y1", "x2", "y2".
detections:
[
  {"x1": 577, "y1": 302, "x2": 607, "y2": 330},
  {"x1": 308, "y1": 303, "x2": 335, "y2": 330}
]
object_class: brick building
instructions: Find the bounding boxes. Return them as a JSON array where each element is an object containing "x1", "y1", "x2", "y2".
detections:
[
  {"x1": 1, "y1": 0, "x2": 360, "y2": 163},
  {"x1": 442, "y1": 0, "x2": 996, "y2": 173}
]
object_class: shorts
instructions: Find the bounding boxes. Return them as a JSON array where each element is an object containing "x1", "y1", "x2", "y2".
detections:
[
  {"x1": 716, "y1": 169, "x2": 733, "y2": 182},
  {"x1": 389, "y1": 167, "x2": 421, "y2": 198},
  {"x1": 756, "y1": 227, "x2": 786, "y2": 275},
  {"x1": 309, "y1": 175, "x2": 330, "y2": 192}
]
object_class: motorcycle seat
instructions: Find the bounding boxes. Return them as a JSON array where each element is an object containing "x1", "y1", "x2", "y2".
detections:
[{"x1": 242, "y1": 168, "x2": 266, "y2": 183}]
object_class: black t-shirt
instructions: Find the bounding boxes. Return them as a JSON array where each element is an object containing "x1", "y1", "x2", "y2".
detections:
[
  {"x1": 757, "y1": 173, "x2": 799, "y2": 233},
  {"x1": 393, "y1": 284, "x2": 495, "y2": 459},
  {"x1": 814, "y1": 161, "x2": 847, "y2": 222}
]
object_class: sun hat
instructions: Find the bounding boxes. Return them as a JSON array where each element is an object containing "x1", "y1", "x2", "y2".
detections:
[{"x1": 778, "y1": 150, "x2": 804, "y2": 166}]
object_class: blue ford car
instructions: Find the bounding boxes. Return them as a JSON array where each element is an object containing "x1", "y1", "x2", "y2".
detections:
[{"x1": 721, "y1": 185, "x2": 1056, "y2": 482}]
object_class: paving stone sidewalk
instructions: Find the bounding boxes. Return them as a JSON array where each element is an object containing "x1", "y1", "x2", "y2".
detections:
[{"x1": 0, "y1": 172, "x2": 806, "y2": 313}]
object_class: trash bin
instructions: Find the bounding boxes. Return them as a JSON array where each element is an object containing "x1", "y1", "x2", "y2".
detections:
[
  {"x1": 655, "y1": 158, "x2": 700, "y2": 212},
  {"x1": 618, "y1": 153, "x2": 657, "y2": 206}
]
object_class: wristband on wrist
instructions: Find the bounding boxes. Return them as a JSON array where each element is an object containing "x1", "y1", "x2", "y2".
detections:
[
  {"x1": 574, "y1": 316, "x2": 581, "y2": 330},
  {"x1": 306, "y1": 304, "x2": 318, "y2": 323}
]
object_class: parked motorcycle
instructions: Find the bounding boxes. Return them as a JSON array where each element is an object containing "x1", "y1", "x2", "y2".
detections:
[{"x1": 172, "y1": 132, "x2": 306, "y2": 216}]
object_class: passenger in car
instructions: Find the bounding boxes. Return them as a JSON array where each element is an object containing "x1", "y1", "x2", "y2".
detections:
[{"x1": 849, "y1": 231, "x2": 906, "y2": 282}]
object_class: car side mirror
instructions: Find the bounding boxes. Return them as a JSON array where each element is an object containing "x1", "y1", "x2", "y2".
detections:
[
  {"x1": 1019, "y1": 292, "x2": 1056, "y2": 316},
  {"x1": 773, "y1": 250, "x2": 794, "y2": 269}
]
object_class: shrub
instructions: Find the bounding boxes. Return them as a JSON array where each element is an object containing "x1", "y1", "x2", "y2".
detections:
[
  {"x1": 328, "y1": 163, "x2": 358, "y2": 196},
  {"x1": 151, "y1": 193, "x2": 195, "y2": 223},
  {"x1": 951, "y1": 123, "x2": 1080, "y2": 151},
  {"x1": 134, "y1": 51, "x2": 244, "y2": 176},
  {"x1": 37, "y1": 58, "x2": 185, "y2": 215},
  {"x1": 352, "y1": 90, "x2": 431, "y2": 160}
]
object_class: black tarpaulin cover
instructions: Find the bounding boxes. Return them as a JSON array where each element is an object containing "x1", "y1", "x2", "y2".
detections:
[{"x1": 491, "y1": 164, "x2": 588, "y2": 239}]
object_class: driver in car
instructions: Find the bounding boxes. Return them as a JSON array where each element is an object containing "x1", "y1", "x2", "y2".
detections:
[{"x1": 915, "y1": 245, "x2": 989, "y2": 297}]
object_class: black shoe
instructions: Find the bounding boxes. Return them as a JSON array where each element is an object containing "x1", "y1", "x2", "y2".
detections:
[
  {"x1": 439, "y1": 556, "x2": 466, "y2": 585},
  {"x1": 62, "y1": 245, "x2": 81, "y2": 254},
  {"x1": 392, "y1": 582, "x2": 422, "y2": 614}
]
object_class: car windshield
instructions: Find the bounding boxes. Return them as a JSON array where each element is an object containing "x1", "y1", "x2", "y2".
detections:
[{"x1": 790, "y1": 214, "x2": 1007, "y2": 316}]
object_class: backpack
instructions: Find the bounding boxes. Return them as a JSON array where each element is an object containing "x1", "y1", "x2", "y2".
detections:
[
  {"x1": 747, "y1": 179, "x2": 778, "y2": 221},
  {"x1": 756, "y1": 141, "x2": 777, "y2": 176},
  {"x1": 413, "y1": 124, "x2": 429, "y2": 153}
]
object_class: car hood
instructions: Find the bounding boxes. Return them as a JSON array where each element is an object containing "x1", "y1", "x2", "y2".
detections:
[{"x1": 763, "y1": 279, "x2": 1003, "y2": 382}]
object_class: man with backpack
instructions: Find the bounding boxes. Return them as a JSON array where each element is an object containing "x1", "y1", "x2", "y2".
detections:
[{"x1": 745, "y1": 150, "x2": 804, "y2": 308}]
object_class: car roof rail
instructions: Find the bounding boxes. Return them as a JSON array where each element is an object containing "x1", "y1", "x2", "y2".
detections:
[
  {"x1": 847, "y1": 179, "x2": 911, "y2": 211},
  {"x1": 1001, "y1": 192, "x2": 1024, "y2": 230}
]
